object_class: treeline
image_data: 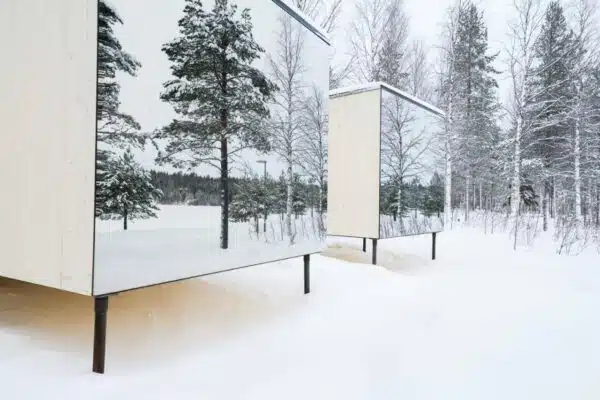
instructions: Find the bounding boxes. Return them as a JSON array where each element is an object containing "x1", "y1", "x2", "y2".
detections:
[
  {"x1": 150, "y1": 170, "x2": 327, "y2": 213},
  {"x1": 380, "y1": 173, "x2": 445, "y2": 220}
]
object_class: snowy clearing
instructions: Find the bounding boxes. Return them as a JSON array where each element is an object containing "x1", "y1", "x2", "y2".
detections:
[
  {"x1": 94, "y1": 205, "x2": 324, "y2": 294},
  {"x1": 1, "y1": 228, "x2": 600, "y2": 399}
]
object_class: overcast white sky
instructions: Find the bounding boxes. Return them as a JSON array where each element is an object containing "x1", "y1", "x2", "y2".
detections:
[{"x1": 110, "y1": 0, "x2": 330, "y2": 178}]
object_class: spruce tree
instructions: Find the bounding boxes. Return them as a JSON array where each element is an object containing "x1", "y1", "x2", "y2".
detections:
[
  {"x1": 99, "y1": 149, "x2": 163, "y2": 230},
  {"x1": 157, "y1": 0, "x2": 277, "y2": 249},
  {"x1": 96, "y1": 1, "x2": 145, "y2": 217},
  {"x1": 96, "y1": 0, "x2": 143, "y2": 148},
  {"x1": 452, "y1": 1, "x2": 499, "y2": 221},
  {"x1": 230, "y1": 172, "x2": 277, "y2": 236},
  {"x1": 423, "y1": 173, "x2": 445, "y2": 218},
  {"x1": 292, "y1": 173, "x2": 307, "y2": 217},
  {"x1": 530, "y1": 1, "x2": 575, "y2": 229}
]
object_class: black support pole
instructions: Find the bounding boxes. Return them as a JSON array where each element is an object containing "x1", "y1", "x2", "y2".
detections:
[
  {"x1": 303, "y1": 254, "x2": 310, "y2": 294},
  {"x1": 362, "y1": 238, "x2": 366, "y2": 252},
  {"x1": 93, "y1": 296, "x2": 109, "y2": 374},
  {"x1": 372, "y1": 239, "x2": 378, "y2": 265},
  {"x1": 432, "y1": 232, "x2": 437, "y2": 260}
]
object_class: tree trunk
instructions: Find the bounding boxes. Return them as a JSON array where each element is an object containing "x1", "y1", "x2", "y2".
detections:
[
  {"x1": 444, "y1": 100, "x2": 453, "y2": 229},
  {"x1": 465, "y1": 173, "x2": 470, "y2": 222},
  {"x1": 479, "y1": 180, "x2": 482, "y2": 210},
  {"x1": 219, "y1": 112, "x2": 229, "y2": 249},
  {"x1": 123, "y1": 207, "x2": 128, "y2": 231},
  {"x1": 317, "y1": 183, "x2": 323, "y2": 215},
  {"x1": 595, "y1": 184, "x2": 600, "y2": 227},
  {"x1": 550, "y1": 177, "x2": 556, "y2": 219},
  {"x1": 511, "y1": 115, "x2": 522, "y2": 220},
  {"x1": 286, "y1": 157, "x2": 294, "y2": 245},
  {"x1": 585, "y1": 179, "x2": 592, "y2": 226},
  {"x1": 574, "y1": 116, "x2": 582, "y2": 230},
  {"x1": 542, "y1": 180, "x2": 549, "y2": 232},
  {"x1": 396, "y1": 179, "x2": 404, "y2": 233}
]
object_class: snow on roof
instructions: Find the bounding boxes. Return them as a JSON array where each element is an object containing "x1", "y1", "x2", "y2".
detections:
[
  {"x1": 271, "y1": 0, "x2": 331, "y2": 45},
  {"x1": 329, "y1": 82, "x2": 446, "y2": 118}
]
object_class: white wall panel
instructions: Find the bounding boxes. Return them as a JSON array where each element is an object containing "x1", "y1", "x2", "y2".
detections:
[
  {"x1": 0, "y1": 0, "x2": 97, "y2": 294},
  {"x1": 327, "y1": 89, "x2": 381, "y2": 238}
]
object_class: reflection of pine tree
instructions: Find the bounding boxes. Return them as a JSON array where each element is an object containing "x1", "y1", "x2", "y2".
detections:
[
  {"x1": 292, "y1": 173, "x2": 307, "y2": 218},
  {"x1": 157, "y1": 0, "x2": 276, "y2": 250},
  {"x1": 423, "y1": 173, "x2": 444, "y2": 218},
  {"x1": 405, "y1": 177, "x2": 426, "y2": 218},
  {"x1": 96, "y1": 0, "x2": 145, "y2": 217},
  {"x1": 99, "y1": 149, "x2": 163, "y2": 230},
  {"x1": 96, "y1": 0, "x2": 143, "y2": 148},
  {"x1": 273, "y1": 172, "x2": 307, "y2": 221},
  {"x1": 230, "y1": 170, "x2": 277, "y2": 236},
  {"x1": 95, "y1": 149, "x2": 111, "y2": 217},
  {"x1": 380, "y1": 179, "x2": 407, "y2": 221}
]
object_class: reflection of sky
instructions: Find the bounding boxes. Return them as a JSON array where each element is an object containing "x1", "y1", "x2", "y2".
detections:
[
  {"x1": 109, "y1": 0, "x2": 330, "y2": 178},
  {"x1": 380, "y1": 90, "x2": 443, "y2": 185}
]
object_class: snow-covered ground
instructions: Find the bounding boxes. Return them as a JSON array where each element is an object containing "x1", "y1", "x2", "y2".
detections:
[
  {"x1": 1, "y1": 227, "x2": 600, "y2": 399},
  {"x1": 94, "y1": 205, "x2": 324, "y2": 294}
]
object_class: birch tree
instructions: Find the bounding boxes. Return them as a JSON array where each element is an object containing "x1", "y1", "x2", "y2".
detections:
[
  {"x1": 407, "y1": 40, "x2": 433, "y2": 100},
  {"x1": 269, "y1": 15, "x2": 307, "y2": 245},
  {"x1": 436, "y1": 0, "x2": 464, "y2": 227},
  {"x1": 506, "y1": 0, "x2": 544, "y2": 223},
  {"x1": 298, "y1": 85, "x2": 328, "y2": 226},
  {"x1": 349, "y1": 0, "x2": 409, "y2": 83},
  {"x1": 565, "y1": 0, "x2": 599, "y2": 232},
  {"x1": 294, "y1": 0, "x2": 350, "y2": 88}
]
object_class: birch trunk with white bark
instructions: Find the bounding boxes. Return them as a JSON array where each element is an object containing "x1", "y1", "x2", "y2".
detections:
[
  {"x1": 286, "y1": 156, "x2": 294, "y2": 245},
  {"x1": 444, "y1": 110, "x2": 453, "y2": 229},
  {"x1": 574, "y1": 114, "x2": 583, "y2": 235}
]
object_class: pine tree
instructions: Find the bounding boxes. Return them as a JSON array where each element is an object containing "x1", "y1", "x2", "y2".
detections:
[
  {"x1": 156, "y1": 0, "x2": 277, "y2": 249},
  {"x1": 423, "y1": 172, "x2": 445, "y2": 218},
  {"x1": 230, "y1": 178, "x2": 265, "y2": 235},
  {"x1": 230, "y1": 167, "x2": 278, "y2": 237},
  {"x1": 95, "y1": 149, "x2": 111, "y2": 218},
  {"x1": 98, "y1": 149, "x2": 163, "y2": 230},
  {"x1": 292, "y1": 173, "x2": 307, "y2": 217},
  {"x1": 452, "y1": 1, "x2": 500, "y2": 222},
  {"x1": 530, "y1": 1, "x2": 575, "y2": 230},
  {"x1": 96, "y1": 1, "x2": 146, "y2": 217},
  {"x1": 96, "y1": 0, "x2": 143, "y2": 148}
]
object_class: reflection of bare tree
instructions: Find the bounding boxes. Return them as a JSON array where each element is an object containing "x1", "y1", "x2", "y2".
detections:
[
  {"x1": 407, "y1": 40, "x2": 432, "y2": 100},
  {"x1": 294, "y1": 0, "x2": 343, "y2": 33},
  {"x1": 299, "y1": 85, "x2": 327, "y2": 233},
  {"x1": 380, "y1": 212, "x2": 442, "y2": 238},
  {"x1": 269, "y1": 15, "x2": 307, "y2": 245},
  {"x1": 293, "y1": 0, "x2": 350, "y2": 88},
  {"x1": 380, "y1": 98, "x2": 432, "y2": 230}
]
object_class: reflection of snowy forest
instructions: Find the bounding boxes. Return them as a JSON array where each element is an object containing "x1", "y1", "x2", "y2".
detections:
[
  {"x1": 379, "y1": 91, "x2": 444, "y2": 237},
  {"x1": 95, "y1": 0, "x2": 328, "y2": 252}
]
